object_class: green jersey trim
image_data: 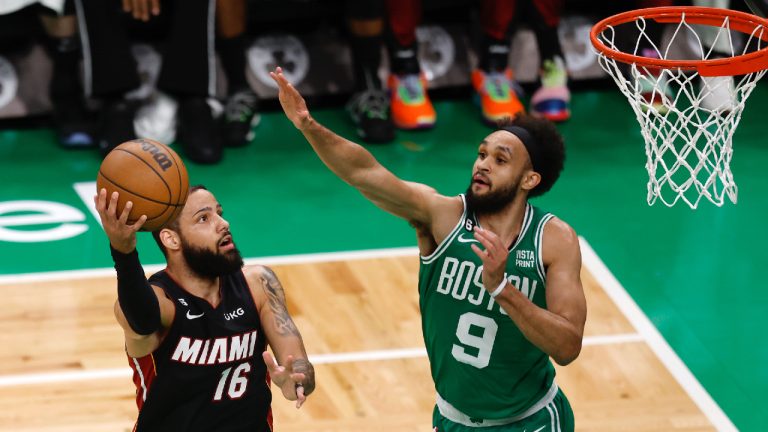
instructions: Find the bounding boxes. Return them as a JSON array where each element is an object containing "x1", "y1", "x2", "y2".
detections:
[
  {"x1": 421, "y1": 195, "x2": 467, "y2": 265},
  {"x1": 534, "y1": 213, "x2": 555, "y2": 282}
]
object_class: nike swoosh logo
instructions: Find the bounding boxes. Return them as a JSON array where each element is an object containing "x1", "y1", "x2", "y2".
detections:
[
  {"x1": 186, "y1": 310, "x2": 205, "y2": 320},
  {"x1": 456, "y1": 233, "x2": 480, "y2": 244},
  {"x1": 531, "y1": 425, "x2": 546, "y2": 432}
]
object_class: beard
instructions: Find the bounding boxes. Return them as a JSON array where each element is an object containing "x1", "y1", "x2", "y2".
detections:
[
  {"x1": 181, "y1": 239, "x2": 244, "y2": 280},
  {"x1": 465, "y1": 176, "x2": 521, "y2": 215}
]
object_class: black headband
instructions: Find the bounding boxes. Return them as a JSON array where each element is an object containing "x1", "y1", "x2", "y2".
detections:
[{"x1": 499, "y1": 125, "x2": 540, "y2": 172}]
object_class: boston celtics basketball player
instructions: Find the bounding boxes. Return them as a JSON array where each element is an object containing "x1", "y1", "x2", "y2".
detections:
[{"x1": 272, "y1": 67, "x2": 585, "y2": 432}]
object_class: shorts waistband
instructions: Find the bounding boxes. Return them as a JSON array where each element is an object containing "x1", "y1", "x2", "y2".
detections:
[{"x1": 436, "y1": 382, "x2": 559, "y2": 428}]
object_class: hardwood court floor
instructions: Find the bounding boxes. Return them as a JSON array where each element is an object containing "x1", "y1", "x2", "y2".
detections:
[{"x1": 0, "y1": 251, "x2": 716, "y2": 431}]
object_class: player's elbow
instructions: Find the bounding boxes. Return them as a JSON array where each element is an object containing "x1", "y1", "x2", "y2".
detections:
[{"x1": 552, "y1": 338, "x2": 582, "y2": 366}]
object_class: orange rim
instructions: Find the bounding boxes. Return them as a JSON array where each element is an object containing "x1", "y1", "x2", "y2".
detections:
[{"x1": 590, "y1": 6, "x2": 768, "y2": 76}]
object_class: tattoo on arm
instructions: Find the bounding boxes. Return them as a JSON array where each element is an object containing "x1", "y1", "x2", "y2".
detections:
[
  {"x1": 259, "y1": 267, "x2": 301, "y2": 337},
  {"x1": 292, "y1": 358, "x2": 316, "y2": 395}
]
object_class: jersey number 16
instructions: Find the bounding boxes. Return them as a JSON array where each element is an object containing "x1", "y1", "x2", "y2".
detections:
[{"x1": 214, "y1": 362, "x2": 251, "y2": 401}]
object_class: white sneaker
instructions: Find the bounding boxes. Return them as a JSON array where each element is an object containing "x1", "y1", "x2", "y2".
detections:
[
  {"x1": 134, "y1": 92, "x2": 178, "y2": 144},
  {"x1": 699, "y1": 76, "x2": 736, "y2": 114}
]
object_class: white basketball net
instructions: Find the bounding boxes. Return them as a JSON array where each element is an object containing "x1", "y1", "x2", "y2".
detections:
[{"x1": 595, "y1": 12, "x2": 767, "y2": 208}]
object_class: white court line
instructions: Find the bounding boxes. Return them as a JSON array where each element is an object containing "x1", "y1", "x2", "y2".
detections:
[
  {"x1": 0, "y1": 333, "x2": 642, "y2": 388},
  {"x1": 579, "y1": 238, "x2": 737, "y2": 432},
  {"x1": 0, "y1": 247, "x2": 420, "y2": 285}
]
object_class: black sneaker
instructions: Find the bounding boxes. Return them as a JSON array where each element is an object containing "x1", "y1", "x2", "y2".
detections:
[
  {"x1": 223, "y1": 89, "x2": 260, "y2": 148},
  {"x1": 177, "y1": 97, "x2": 222, "y2": 164},
  {"x1": 98, "y1": 99, "x2": 137, "y2": 156},
  {"x1": 346, "y1": 89, "x2": 395, "y2": 143}
]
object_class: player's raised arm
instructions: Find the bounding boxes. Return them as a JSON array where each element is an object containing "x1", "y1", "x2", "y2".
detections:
[
  {"x1": 246, "y1": 265, "x2": 315, "y2": 408},
  {"x1": 270, "y1": 67, "x2": 453, "y2": 228},
  {"x1": 94, "y1": 189, "x2": 175, "y2": 357}
]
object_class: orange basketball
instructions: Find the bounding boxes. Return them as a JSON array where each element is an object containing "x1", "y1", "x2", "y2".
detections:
[{"x1": 96, "y1": 139, "x2": 189, "y2": 231}]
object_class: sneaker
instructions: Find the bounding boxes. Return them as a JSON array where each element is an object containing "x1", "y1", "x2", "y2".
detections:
[
  {"x1": 98, "y1": 99, "x2": 137, "y2": 156},
  {"x1": 134, "y1": 92, "x2": 178, "y2": 144},
  {"x1": 471, "y1": 68, "x2": 525, "y2": 125},
  {"x1": 177, "y1": 97, "x2": 223, "y2": 164},
  {"x1": 699, "y1": 76, "x2": 736, "y2": 115},
  {"x1": 223, "y1": 89, "x2": 260, "y2": 147},
  {"x1": 346, "y1": 89, "x2": 395, "y2": 143},
  {"x1": 531, "y1": 57, "x2": 570, "y2": 122},
  {"x1": 387, "y1": 73, "x2": 436, "y2": 130}
]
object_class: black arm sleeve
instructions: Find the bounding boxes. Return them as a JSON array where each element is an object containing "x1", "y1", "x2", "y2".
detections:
[{"x1": 111, "y1": 246, "x2": 161, "y2": 336}]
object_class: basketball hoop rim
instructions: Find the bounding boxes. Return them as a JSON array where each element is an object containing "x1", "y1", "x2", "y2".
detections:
[{"x1": 590, "y1": 6, "x2": 768, "y2": 77}]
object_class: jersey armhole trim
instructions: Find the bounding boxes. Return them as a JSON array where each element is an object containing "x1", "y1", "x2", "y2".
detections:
[
  {"x1": 145, "y1": 282, "x2": 178, "y2": 355},
  {"x1": 507, "y1": 203, "x2": 534, "y2": 252},
  {"x1": 535, "y1": 214, "x2": 555, "y2": 282},
  {"x1": 241, "y1": 269, "x2": 263, "y2": 316},
  {"x1": 421, "y1": 195, "x2": 467, "y2": 265}
]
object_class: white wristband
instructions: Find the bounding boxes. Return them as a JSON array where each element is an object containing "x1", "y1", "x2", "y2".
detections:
[{"x1": 489, "y1": 279, "x2": 507, "y2": 298}]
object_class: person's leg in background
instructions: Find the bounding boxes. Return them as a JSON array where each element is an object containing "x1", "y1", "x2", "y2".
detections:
[
  {"x1": 216, "y1": 0, "x2": 260, "y2": 148},
  {"x1": 39, "y1": 1, "x2": 95, "y2": 148},
  {"x1": 633, "y1": 0, "x2": 675, "y2": 114},
  {"x1": 345, "y1": 0, "x2": 395, "y2": 143},
  {"x1": 385, "y1": 0, "x2": 436, "y2": 130},
  {"x1": 157, "y1": 0, "x2": 222, "y2": 164},
  {"x1": 693, "y1": 0, "x2": 736, "y2": 113},
  {"x1": 74, "y1": 0, "x2": 141, "y2": 156},
  {"x1": 524, "y1": 0, "x2": 569, "y2": 122},
  {"x1": 473, "y1": 0, "x2": 524, "y2": 125}
]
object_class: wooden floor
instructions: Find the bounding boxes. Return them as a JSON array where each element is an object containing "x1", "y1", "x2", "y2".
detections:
[{"x1": 0, "y1": 254, "x2": 715, "y2": 431}]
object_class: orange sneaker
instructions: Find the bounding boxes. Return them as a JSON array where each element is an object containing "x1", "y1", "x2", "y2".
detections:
[
  {"x1": 471, "y1": 68, "x2": 525, "y2": 125},
  {"x1": 388, "y1": 73, "x2": 436, "y2": 130}
]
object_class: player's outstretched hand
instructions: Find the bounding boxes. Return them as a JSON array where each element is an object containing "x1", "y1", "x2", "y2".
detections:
[
  {"x1": 263, "y1": 351, "x2": 308, "y2": 409},
  {"x1": 471, "y1": 226, "x2": 509, "y2": 294},
  {"x1": 94, "y1": 189, "x2": 147, "y2": 254},
  {"x1": 269, "y1": 67, "x2": 311, "y2": 130}
]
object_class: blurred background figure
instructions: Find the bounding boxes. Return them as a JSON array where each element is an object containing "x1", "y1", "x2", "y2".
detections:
[
  {"x1": 75, "y1": 0, "x2": 222, "y2": 163},
  {"x1": 216, "y1": 0, "x2": 260, "y2": 148},
  {"x1": 384, "y1": 0, "x2": 571, "y2": 129},
  {"x1": 385, "y1": 0, "x2": 437, "y2": 130},
  {"x1": 609, "y1": 0, "x2": 676, "y2": 114},
  {"x1": 0, "y1": 0, "x2": 94, "y2": 148},
  {"x1": 345, "y1": 0, "x2": 395, "y2": 144},
  {"x1": 474, "y1": 0, "x2": 569, "y2": 123},
  {"x1": 693, "y1": 0, "x2": 737, "y2": 114}
]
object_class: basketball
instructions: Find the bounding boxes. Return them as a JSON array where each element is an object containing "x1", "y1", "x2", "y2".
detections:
[{"x1": 96, "y1": 139, "x2": 189, "y2": 231}]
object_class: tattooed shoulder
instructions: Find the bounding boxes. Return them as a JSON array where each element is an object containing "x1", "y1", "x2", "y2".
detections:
[
  {"x1": 257, "y1": 266, "x2": 300, "y2": 337},
  {"x1": 258, "y1": 266, "x2": 286, "y2": 300}
]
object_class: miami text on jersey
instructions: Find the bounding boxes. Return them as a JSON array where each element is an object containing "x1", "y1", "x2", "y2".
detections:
[{"x1": 171, "y1": 330, "x2": 260, "y2": 365}]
